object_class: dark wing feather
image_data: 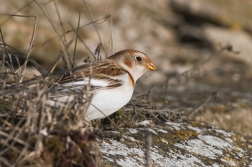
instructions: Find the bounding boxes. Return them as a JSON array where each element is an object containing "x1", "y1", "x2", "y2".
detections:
[{"x1": 52, "y1": 60, "x2": 128, "y2": 94}]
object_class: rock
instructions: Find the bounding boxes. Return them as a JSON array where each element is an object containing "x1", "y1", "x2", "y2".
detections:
[
  {"x1": 96, "y1": 121, "x2": 252, "y2": 166},
  {"x1": 169, "y1": 0, "x2": 252, "y2": 31},
  {"x1": 203, "y1": 25, "x2": 252, "y2": 65},
  {"x1": 169, "y1": 0, "x2": 252, "y2": 66}
]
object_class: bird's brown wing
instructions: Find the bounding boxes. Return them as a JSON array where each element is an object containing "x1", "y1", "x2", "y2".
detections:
[{"x1": 52, "y1": 60, "x2": 128, "y2": 94}]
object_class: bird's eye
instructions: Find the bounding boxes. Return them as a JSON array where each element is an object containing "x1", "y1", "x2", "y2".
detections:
[{"x1": 136, "y1": 56, "x2": 142, "y2": 62}]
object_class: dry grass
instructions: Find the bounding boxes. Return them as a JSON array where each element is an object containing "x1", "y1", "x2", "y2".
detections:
[
  {"x1": 0, "y1": 1, "x2": 105, "y2": 166},
  {"x1": 0, "y1": 43, "x2": 101, "y2": 167}
]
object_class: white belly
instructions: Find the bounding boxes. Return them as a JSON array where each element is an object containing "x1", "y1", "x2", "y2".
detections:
[
  {"x1": 85, "y1": 84, "x2": 133, "y2": 120},
  {"x1": 47, "y1": 77, "x2": 134, "y2": 121}
]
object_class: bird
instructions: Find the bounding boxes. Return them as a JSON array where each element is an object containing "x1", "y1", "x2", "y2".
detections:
[{"x1": 47, "y1": 49, "x2": 157, "y2": 121}]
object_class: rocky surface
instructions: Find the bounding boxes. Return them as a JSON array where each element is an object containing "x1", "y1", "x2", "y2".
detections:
[{"x1": 96, "y1": 121, "x2": 252, "y2": 167}]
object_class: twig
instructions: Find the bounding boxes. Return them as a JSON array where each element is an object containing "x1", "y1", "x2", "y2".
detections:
[
  {"x1": 41, "y1": 15, "x2": 111, "y2": 46},
  {"x1": 0, "y1": 118, "x2": 26, "y2": 156},
  {"x1": 53, "y1": 0, "x2": 67, "y2": 44},
  {"x1": 69, "y1": 23, "x2": 96, "y2": 61},
  {"x1": 145, "y1": 131, "x2": 152, "y2": 167},
  {"x1": 73, "y1": 13, "x2": 81, "y2": 66},
  {"x1": 0, "y1": 1, "x2": 34, "y2": 26},
  {"x1": 34, "y1": 0, "x2": 73, "y2": 74},
  {"x1": 158, "y1": 43, "x2": 238, "y2": 88},
  {"x1": 19, "y1": 15, "x2": 37, "y2": 83},
  {"x1": 0, "y1": 157, "x2": 12, "y2": 167},
  {"x1": 0, "y1": 14, "x2": 38, "y2": 81},
  {"x1": 94, "y1": 43, "x2": 102, "y2": 60},
  {"x1": 188, "y1": 92, "x2": 217, "y2": 119},
  {"x1": 83, "y1": 0, "x2": 108, "y2": 57},
  {"x1": 0, "y1": 42, "x2": 47, "y2": 75}
]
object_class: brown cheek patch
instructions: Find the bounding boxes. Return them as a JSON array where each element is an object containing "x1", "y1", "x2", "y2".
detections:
[{"x1": 124, "y1": 59, "x2": 133, "y2": 68}]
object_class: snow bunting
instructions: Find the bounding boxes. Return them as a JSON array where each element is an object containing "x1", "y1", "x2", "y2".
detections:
[{"x1": 48, "y1": 49, "x2": 156, "y2": 121}]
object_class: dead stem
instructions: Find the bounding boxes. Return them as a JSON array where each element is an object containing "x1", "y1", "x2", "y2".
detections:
[
  {"x1": 83, "y1": 0, "x2": 108, "y2": 57},
  {"x1": 145, "y1": 131, "x2": 152, "y2": 167},
  {"x1": 188, "y1": 92, "x2": 217, "y2": 119}
]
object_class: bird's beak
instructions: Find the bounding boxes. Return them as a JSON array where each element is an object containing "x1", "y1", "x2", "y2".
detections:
[{"x1": 146, "y1": 62, "x2": 157, "y2": 71}]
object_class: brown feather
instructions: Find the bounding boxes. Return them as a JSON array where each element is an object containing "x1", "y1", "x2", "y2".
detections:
[{"x1": 56, "y1": 59, "x2": 129, "y2": 90}]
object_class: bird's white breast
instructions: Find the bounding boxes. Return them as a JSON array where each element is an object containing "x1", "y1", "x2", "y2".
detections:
[
  {"x1": 47, "y1": 73, "x2": 134, "y2": 121},
  {"x1": 85, "y1": 74, "x2": 134, "y2": 120}
]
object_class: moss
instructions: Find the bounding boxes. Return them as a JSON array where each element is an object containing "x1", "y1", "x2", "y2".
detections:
[
  {"x1": 42, "y1": 130, "x2": 98, "y2": 167},
  {"x1": 171, "y1": 130, "x2": 199, "y2": 141},
  {"x1": 0, "y1": 100, "x2": 9, "y2": 111}
]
